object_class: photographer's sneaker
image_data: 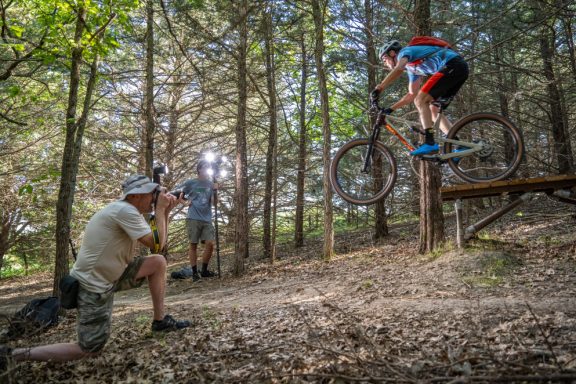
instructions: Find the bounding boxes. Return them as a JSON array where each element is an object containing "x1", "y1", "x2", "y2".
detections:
[
  {"x1": 171, "y1": 267, "x2": 193, "y2": 280},
  {"x1": 200, "y1": 270, "x2": 216, "y2": 278},
  {"x1": 0, "y1": 345, "x2": 13, "y2": 372},
  {"x1": 151, "y1": 315, "x2": 190, "y2": 332}
]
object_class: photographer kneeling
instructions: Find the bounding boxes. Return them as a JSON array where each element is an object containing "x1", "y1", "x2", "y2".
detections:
[{"x1": 1, "y1": 175, "x2": 189, "y2": 368}]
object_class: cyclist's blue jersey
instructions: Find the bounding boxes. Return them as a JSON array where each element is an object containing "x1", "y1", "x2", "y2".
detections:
[{"x1": 397, "y1": 46, "x2": 460, "y2": 83}]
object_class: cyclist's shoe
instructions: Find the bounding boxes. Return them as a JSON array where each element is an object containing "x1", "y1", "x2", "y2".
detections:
[
  {"x1": 192, "y1": 272, "x2": 201, "y2": 282},
  {"x1": 152, "y1": 314, "x2": 191, "y2": 332},
  {"x1": 451, "y1": 146, "x2": 467, "y2": 164},
  {"x1": 200, "y1": 269, "x2": 217, "y2": 278},
  {"x1": 410, "y1": 142, "x2": 439, "y2": 156},
  {"x1": 171, "y1": 267, "x2": 193, "y2": 280}
]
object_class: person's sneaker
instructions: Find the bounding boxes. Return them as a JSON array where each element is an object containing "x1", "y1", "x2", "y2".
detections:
[
  {"x1": 411, "y1": 142, "x2": 439, "y2": 156},
  {"x1": 171, "y1": 267, "x2": 193, "y2": 280},
  {"x1": 200, "y1": 270, "x2": 216, "y2": 278},
  {"x1": 0, "y1": 345, "x2": 13, "y2": 372},
  {"x1": 192, "y1": 272, "x2": 201, "y2": 282},
  {"x1": 151, "y1": 315, "x2": 191, "y2": 332}
]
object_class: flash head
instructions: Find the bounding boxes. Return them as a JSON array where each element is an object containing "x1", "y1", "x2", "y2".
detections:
[{"x1": 153, "y1": 164, "x2": 169, "y2": 175}]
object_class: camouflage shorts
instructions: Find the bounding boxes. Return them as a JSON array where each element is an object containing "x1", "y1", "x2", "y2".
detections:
[{"x1": 77, "y1": 256, "x2": 146, "y2": 352}]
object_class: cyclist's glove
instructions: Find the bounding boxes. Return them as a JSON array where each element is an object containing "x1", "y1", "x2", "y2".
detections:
[{"x1": 382, "y1": 107, "x2": 394, "y2": 115}]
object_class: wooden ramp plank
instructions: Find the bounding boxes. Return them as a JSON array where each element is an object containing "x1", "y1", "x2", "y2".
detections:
[{"x1": 441, "y1": 174, "x2": 576, "y2": 201}]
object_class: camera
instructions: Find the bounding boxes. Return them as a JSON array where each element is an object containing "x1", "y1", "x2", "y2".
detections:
[{"x1": 168, "y1": 190, "x2": 188, "y2": 200}]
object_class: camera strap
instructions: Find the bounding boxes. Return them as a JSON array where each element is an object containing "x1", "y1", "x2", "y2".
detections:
[{"x1": 148, "y1": 214, "x2": 161, "y2": 254}]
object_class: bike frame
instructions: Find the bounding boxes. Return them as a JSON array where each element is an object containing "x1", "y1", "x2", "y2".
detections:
[{"x1": 362, "y1": 107, "x2": 482, "y2": 173}]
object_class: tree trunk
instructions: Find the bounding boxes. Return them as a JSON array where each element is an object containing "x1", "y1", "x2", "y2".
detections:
[
  {"x1": 364, "y1": 0, "x2": 388, "y2": 239},
  {"x1": 144, "y1": 0, "x2": 155, "y2": 178},
  {"x1": 311, "y1": 0, "x2": 334, "y2": 260},
  {"x1": 233, "y1": 0, "x2": 249, "y2": 275},
  {"x1": 558, "y1": 0, "x2": 576, "y2": 83},
  {"x1": 414, "y1": 0, "x2": 445, "y2": 253},
  {"x1": 0, "y1": 215, "x2": 11, "y2": 273},
  {"x1": 54, "y1": 6, "x2": 100, "y2": 296},
  {"x1": 294, "y1": 26, "x2": 308, "y2": 248},
  {"x1": 263, "y1": 3, "x2": 277, "y2": 261},
  {"x1": 537, "y1": 12, "x2": 574, "y2": 174}
]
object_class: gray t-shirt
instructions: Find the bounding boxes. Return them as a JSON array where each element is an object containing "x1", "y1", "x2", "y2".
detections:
[
  {"x1": 70, "y1": 200, "x2": 151, "y2": 293},
  {"x1": 178, "y1": 178, "x2": 214, "y2": 223}
]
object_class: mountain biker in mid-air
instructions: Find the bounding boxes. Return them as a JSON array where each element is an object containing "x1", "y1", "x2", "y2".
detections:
[{"x1": 370, "y1": 37, "x2": 469, "y2": 156}]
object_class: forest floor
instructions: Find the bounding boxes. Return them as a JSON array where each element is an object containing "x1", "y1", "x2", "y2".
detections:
[{"x1": 1, "y1": 195, "x2": 576, "y2": 383}]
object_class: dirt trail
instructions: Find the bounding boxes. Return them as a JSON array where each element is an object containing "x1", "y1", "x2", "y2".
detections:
[{"x1": 2, "y1": 207, "x2": 576, "y2": 382}]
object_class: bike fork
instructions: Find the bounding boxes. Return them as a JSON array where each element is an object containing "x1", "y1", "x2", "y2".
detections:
[{"x1": 362, "y1": 127, "x2": 380, "y2": 173}]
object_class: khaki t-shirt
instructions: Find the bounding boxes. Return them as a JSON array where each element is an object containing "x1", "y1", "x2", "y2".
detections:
[{"x1": 70, "y1": 200, "x2": 151, "y2": 293}]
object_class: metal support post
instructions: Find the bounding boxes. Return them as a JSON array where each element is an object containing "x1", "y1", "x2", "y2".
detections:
[
  {"x1": 464, "y1": 193, "x2": 532, "y2": 240},
  {"x1": 455, "y1": 199, "x2": 463, "y2": 248}
]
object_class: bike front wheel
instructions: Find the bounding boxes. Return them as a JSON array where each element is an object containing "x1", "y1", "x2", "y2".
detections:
[
  {"x1": 445, "y1": 113, "x2": 524, "y2": 183},
  {"x1": 330, "y1": 139, "x2": 397, "y2": 205}
]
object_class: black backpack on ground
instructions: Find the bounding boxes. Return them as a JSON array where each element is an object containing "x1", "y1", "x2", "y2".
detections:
[{"x1": 0, "y1": 297, "x2": 60, "y2": 342}]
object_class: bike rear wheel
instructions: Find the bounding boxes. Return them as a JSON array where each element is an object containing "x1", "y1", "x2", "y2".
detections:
[
  {"x1": 444, "y1": 113, "x2": 524, "y2": 183},
  {"x1": 330, "y1": 139, "x2": 397, "y2": 205}
]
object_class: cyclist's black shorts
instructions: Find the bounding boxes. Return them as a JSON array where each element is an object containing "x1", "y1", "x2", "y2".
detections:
[{"x1": 421, "y1": 56, "x2": 469, "y2": 100}]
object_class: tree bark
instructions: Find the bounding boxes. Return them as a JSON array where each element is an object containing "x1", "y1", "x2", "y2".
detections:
[
  {"x1": 233, "y1": 0, "x2": 249, "y2": 274},
  {"x1": 54, "y1": 6, "x2": 100, "y2": 296},
  {"x1": 537, "y1": 11, "x2": 574, "y2": 174},
  {"x1": 294, "y1": 26, "x2": 308, "y2": 248},
  {"x1": 364, "y1": 0, "x2": 388, "y2": 239},
  {"x1": 263, "y1": 3, "x2": 278, "y2": 261},
  {"x1": 311, "y1": 0, "x2": 334, "y2": 260},
  {"x1": 413, "y1": 0, "x2": 445, "y2": 254},
  {"x1": 144, "y1": 0, "x2": 155, "y2": 177}
]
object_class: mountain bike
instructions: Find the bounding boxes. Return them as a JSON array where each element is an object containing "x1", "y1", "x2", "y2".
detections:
[{"x1": 330, "y1": 98, "x2": 525, "y2": 205}]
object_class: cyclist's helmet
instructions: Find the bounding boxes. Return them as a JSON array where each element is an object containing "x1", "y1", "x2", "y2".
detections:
[{"x1": 378, "y1": 40, "x2": 402, "y2": 59}]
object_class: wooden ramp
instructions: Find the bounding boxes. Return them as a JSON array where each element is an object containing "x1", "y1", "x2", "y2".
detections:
[{"x1": 440, "y1": 175, "x2": 576, "y2": 247}]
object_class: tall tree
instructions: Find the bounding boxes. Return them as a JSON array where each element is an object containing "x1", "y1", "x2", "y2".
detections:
[
  {"x1": 142, "y1": 0, "x2": 155, "y2": 177},
  {"x1": 364, "y1": 0, "x2": 389, "y2": 240},
  {"x1": 55, "y1": 5, "x2": 113, "y2": 295},
  {"x1": 233, "y1": 0, "x2": 249, "y2": 274},
  {"x1": 311, "y1": 0, "x2": 334, "y2": 260},
  {"x1": 294, "y1": 23, "x2": 309, "y2": 248},
  {"x1": 535, "y1": 0, "x2": 574, "y2": 174},
  {"x1": 263, "y1": 2, "x2": 278, "y2": 261},
  {"x1": 413, "y1": 0, "x2": 445, "y2": 254}
]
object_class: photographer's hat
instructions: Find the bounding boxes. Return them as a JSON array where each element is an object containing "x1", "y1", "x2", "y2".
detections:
[{"x1": 120, "y1": 174, "x2": 158, "y2": 200}]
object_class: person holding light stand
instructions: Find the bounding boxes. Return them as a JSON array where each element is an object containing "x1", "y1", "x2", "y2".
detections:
[{"x1": 171, "y1": 154, "x2": 226, "y2": 281}]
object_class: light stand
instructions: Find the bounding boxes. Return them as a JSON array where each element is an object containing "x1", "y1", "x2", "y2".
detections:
[
  {"x1": 213, "y1": 180, "x2": 221, "y2": 279},
  {"x1": 204, "y1": 153, "x2": 227, "y2": 279}
]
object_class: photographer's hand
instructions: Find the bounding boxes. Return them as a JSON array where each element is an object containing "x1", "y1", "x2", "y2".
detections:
[
  {"x1": 156, "y1": 188, "x2": 175, "y2": 212},
  {"x1": 173, "y1": 192, "x2": 187, "y2": 207}
]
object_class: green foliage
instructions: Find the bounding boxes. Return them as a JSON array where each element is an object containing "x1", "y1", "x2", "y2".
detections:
[
  {"x1": 1, "y1": 0, "x2": 576, "y2": 276},
  {"x1": 461, "y1": 252, "x2": 521, "y2": 288},
  {"x1": 0, "y1": 254, "x2": 51, "y2": 279}
]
